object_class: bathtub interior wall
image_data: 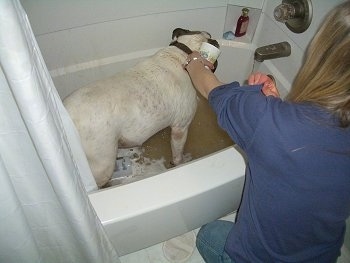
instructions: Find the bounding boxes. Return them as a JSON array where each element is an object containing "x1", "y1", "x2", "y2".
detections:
[{"x1": 22, "y1": 1, "x2": 232, "y2": 99}]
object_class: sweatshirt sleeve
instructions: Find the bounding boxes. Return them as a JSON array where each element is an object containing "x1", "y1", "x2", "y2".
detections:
[{"x1": 208, "y1": 81, "x2": 269, "y2": 150}]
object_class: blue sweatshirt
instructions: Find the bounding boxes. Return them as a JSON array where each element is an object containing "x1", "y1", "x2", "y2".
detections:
[{"x1": 208, "y1": 82, "x2": 350, "y2": 263}]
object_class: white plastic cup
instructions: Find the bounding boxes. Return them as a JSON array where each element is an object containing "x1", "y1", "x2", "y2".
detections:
[{"x1": 199, "y1": 42, "x2": 221, "y2": 64}]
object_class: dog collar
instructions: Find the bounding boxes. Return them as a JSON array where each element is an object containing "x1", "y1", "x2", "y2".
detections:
[
  {"x1": 170, "y1": 40, "x2": 218, "y2": 73},
  {"x1": 169, "y1": 41, "x2": 192, "y2": 54}
]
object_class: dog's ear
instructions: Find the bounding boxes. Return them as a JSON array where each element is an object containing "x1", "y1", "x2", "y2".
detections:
[
  {"x1": 208, "y1": 39, "x2": 220, "y2": 49},
  {"x1": 172, "y1": 28, "x2": 190, "y2": 40}
]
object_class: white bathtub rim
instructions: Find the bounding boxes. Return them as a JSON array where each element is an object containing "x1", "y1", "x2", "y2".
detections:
[
  {"x1": 50, "y1": 47, "x2": 162, "y2": 78},
  {"x1": 88, "y1": 145, "x2": 246, "y2": 225}
]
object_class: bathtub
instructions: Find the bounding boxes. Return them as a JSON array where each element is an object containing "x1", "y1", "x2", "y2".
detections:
[{"x1": 84, "y1": 41, "x2": 291, "y2": 256}]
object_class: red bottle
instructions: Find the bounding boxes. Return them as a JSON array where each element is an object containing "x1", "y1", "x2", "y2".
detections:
[{"x1": 235, "y1": 8, "x2": 249, "y2": 37}]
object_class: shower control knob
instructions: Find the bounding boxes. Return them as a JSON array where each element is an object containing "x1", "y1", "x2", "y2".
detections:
[
  {"x1": 273, "y1": 0, "x2": 312, "y2": 34},
  {"x1": 274, "y1": 3, "x2": 296, "y2": 23}
]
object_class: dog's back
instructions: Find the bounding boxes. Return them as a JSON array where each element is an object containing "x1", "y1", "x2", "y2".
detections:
[{"x1": 64, "y1": 28, "x2": 219, "y2": 187}]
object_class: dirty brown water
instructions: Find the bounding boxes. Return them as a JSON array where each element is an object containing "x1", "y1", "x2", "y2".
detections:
[{"x1": 142, "y1": 92, "x2": 233, "y2": 168}]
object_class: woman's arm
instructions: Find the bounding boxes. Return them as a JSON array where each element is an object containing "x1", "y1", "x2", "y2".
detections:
[
  {"x1": 184, "y1": 51, "x2": 224, "y2": 99},
  {"x1": 185, "y1": 52, "x2": 279, "y2": 99}
]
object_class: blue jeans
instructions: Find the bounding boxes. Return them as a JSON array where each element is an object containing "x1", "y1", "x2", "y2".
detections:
[{"x1": 196, "y1": 220, "x2": 236, "y2": 263}]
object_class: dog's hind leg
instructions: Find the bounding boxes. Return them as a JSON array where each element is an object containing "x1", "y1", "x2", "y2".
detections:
[
  {"x1": 83, "y1": 134, "x2": 118, "y2": 187},
  {"x1": 170, "y1": 126, "x2": 189, "y2": 166}
]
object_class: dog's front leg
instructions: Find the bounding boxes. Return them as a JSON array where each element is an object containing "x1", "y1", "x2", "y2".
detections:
[{"x1": 170, "y1": 126, "x2": 188, "y2": 166}]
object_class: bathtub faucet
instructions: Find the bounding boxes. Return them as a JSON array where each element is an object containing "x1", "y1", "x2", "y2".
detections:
[{"x1": 254, "y1": 41, "x2": 291, "y2": 62}]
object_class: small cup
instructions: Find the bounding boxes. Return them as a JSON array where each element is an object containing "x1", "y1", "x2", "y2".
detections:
[{"x1": 199, "y1": 42, "x2": 221, "y2": 64}]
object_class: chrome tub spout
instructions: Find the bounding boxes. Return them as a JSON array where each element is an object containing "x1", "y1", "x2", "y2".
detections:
[{"x1": 254, "y1": 41, "x2": 291, "y2": 62}]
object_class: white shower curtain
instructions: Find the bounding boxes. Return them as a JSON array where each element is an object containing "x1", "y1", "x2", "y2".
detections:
[{"x1": 0, "y1": 0, "x2": 120, "y2": 262}]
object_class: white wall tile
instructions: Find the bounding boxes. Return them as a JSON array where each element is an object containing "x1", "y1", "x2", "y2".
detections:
[
  {"x1": 34, "y1": 7, "x2": 226, "y2": 71},
  {"x1": 228, "y1": 0, "x2": 264, "y2": 9},
  {"x1": 21, "y1": 0, "x2": 228, "y2": 35}
]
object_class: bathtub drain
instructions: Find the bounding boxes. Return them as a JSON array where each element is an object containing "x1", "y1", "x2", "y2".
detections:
[{"x1": 112, "y1": 156, "x2": 133, "y2": 178}]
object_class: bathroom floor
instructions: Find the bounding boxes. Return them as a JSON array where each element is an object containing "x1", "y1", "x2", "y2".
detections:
[
  {"x1": 119, "y1": 230, "x2": 207, "y2": 263},
  {"x1": 119, "y1": 212, "x2": 237, "y2": 263}
]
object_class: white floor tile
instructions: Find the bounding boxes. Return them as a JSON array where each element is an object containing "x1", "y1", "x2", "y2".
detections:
[
  {"x1": 120, "y1": 248, "x2": 150, "y2": 263},
  {"x1": 119, "y1": 212, "x2": 236, "y2": 263},
  {"x1": 145, "y1": 243, "x2": 168, "y2": 263},
  {"x1": 187, "y1": 247, "x2": 205, "y2": 263}
]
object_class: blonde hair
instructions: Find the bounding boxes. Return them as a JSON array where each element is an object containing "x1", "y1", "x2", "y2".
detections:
[{"x1": 286, "y1": 1, "x2": 350, "y2": 127}]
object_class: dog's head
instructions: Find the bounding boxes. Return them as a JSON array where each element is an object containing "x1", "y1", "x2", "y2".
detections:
[
  {"x1": 170, "y1": 28, "x2": 219, "y2": 71},
  {"x1": 171, "y1": 28, "x2": 219, "y2": 50}
]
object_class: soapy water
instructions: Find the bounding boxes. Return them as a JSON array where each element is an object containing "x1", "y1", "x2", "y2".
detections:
[{"x1": 106, "y1": 147, "x2": 192, "y2": 187}]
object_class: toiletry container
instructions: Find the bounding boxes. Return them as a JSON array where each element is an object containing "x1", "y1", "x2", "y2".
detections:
[{"x1": 235, "y1": 8, "x2": 249, "y2": 37}]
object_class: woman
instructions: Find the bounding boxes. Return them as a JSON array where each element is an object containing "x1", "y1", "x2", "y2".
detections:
[{"x1": 184, "y1": 1, "x2": 350, "y2": 262}]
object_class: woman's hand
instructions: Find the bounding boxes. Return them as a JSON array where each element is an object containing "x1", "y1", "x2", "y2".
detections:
[
  {"x1": 183, "y1": 51, "x2": 215, "y2": 71},
  {"x1": 248, "y1": 72, "x2": 280, "y2": 98}
]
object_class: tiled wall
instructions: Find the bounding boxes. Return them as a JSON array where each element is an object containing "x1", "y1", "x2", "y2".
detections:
[
  {"x1": 21, "y1": 0, "x2": 232, "y2": 98},
  {"x1": 21, "y1": 0, "x2": 230, "y2": 70}
]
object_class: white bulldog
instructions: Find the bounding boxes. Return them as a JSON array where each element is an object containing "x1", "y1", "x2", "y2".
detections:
[{"x1": 63, "y1": 28, "x2": 219, "y2": 187}]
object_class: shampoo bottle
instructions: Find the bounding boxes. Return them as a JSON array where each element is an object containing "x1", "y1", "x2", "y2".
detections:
[{"x1": 235, "y1": 8, "x2": 249, "y2": 37}]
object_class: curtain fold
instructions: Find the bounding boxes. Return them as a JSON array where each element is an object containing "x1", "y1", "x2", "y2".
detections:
[{"x1": 0, "y1": 0, "x2": 120, "y2": 262}]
